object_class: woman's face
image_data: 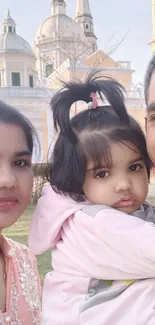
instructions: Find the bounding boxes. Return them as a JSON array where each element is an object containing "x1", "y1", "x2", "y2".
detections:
[{"x1": 0, "y1": 123, "x2": 33, "y2": 230}]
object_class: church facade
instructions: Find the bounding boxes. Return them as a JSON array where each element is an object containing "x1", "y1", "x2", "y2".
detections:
[{"x1": 0, "y1": 0, "x2": 151, "y2": 161}]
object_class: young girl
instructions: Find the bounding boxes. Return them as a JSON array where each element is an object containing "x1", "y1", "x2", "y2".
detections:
[
  {"x1": 29, "y1": 75, "x2": 155, "y2": 325},
  {"x1": 0, "y1": 101, "x2": 41, "y2": 324}
]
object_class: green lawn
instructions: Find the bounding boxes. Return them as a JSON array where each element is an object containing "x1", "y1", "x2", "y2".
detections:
[
  {"x1": 3, "y1": 205, "x2": 51, "y2": 281},
  {"x1": 147, "y1": 196, "x2": 155, "y2": 206}
]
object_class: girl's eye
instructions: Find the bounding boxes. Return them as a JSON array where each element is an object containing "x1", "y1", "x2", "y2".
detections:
[
  {"x1": 95, "y1": 171, "x2": 109, "y2": 178},
  {"x1": 129, "y1": 164, "x2": 142, "y2": 172},
  {"x1": 14, "y1": 160, "x2": 28, "y2": 167}
]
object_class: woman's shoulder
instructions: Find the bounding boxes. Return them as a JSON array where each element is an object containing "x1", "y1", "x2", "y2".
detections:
[
  {"x1": 1, "y1": 236, "x2": 42, "y2": 322},
  {"x1": 3, "y1": 235, "x2": 37, "y2": 263}
]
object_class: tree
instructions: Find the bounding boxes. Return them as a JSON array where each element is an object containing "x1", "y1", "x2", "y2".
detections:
[{"x1": 92, "y1": 30, "x2": 128, "y2": 68}]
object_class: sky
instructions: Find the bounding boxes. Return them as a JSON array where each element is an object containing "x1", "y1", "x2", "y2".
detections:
[{"x1": 0, "y1": 0, "x2": 152, "y2": 83}]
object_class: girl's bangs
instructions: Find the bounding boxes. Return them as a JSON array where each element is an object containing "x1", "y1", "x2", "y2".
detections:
[{"x1": 80, "y1": 132, "x2": 112, "y2": 171}]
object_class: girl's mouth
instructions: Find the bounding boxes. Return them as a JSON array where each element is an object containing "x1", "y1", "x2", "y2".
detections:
[{"x1": 114, "y1": 196, "x2": 135, "y2": 208}]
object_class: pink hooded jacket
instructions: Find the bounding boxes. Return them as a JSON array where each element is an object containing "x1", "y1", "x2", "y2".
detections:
[{"x1": 29, "y1": 185, "x2": 155, "y2": 325}]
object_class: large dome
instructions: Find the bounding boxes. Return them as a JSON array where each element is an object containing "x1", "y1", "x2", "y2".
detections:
[
  {"x1": 35, "y1": 14, "x2": 84, "y2": 44},
  {"x1": 0, "y1": 10, "x2": 33, "y2": 56}
]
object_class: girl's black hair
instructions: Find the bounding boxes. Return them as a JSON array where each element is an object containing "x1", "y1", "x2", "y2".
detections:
[
  {"x1": 0, "y1": 101, "x2": 37, "y2": 155},
  {"x1": 46, "y1": 73, "x2": 151, "y2": 202}
]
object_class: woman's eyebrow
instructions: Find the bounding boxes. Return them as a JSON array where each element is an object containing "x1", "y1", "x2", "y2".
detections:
[{"x1": 14, "y1": 150, "x2": 31, "y2": 157}]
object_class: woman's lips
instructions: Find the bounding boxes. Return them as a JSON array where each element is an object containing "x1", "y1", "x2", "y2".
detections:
[{"x1": 0, "y1": 197, "x2": 18, "y2": 209}]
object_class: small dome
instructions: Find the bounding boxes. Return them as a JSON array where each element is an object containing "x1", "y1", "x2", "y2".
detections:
[
  {"x1": 35, "y1": 14, "x2": 84, "y2": 44},
  {"x1": 0, "y1": 10, "x2": 33, "y2": 56},
  {"x1": 0, "y1": 34, "x2": 33, "y2": 55}
]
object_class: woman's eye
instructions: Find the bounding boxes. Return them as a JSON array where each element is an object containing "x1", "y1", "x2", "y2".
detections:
[
  {"x1": 14, "y1": 160, "x2": 27, "y2": 167},
  {"x1": 129, "y1": 164, "x2": 142, "y2": 172},
  {"x1": 149, "y1": 115, "x2": 155, "y2": 121},
  {"x1": 96, "y1": 171, "x2": 109, "y2": 178}
]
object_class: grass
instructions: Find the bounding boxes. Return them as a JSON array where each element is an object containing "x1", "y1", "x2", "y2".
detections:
[
  {"x1": 3, "y1": 205, "x2": 51, "y2": 281},
  {"x1": 147, "y1": 196, "x2": 155, "y2": 206}
]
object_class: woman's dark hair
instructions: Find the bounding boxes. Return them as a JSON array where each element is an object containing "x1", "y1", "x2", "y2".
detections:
[
  {"x1": 46, "y1": 73, "x2": 151, "y2": 202},
  {"x1": 0, "y1": 101, "x2": 37, "y2": 154}
]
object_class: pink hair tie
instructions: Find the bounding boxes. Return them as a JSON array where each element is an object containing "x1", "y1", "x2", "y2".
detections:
[{"x1": 89, "y1": 92, "x2": 98, "y2": 109}]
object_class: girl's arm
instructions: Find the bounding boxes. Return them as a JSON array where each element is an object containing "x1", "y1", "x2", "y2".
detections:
[{"x1": 72, "y1": 207, "x2": 155, "y2": 280}]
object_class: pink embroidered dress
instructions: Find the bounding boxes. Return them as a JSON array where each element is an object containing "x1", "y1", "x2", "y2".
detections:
[{"x1": 0, "y1": 234, "x2": 41, "y2": 325}]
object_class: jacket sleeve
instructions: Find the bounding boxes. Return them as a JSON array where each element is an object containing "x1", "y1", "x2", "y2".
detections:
[
  {"x1": 73, "y1": 207, "x2": 155, "y2": 280},
  {"x1": 28, "y1": 194, "x2": 61, "y2": 255},
  {"x1": 28, "y1": 185, "x2": 85, "y2": 255}
]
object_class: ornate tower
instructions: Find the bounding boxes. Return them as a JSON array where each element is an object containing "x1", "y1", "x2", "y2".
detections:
[
  {"x1": 75, "y1": 0, "x2": 97, "y2": 53},
  {"x1": 149, "y1": 0, "x2": 155, "y2": 53}
]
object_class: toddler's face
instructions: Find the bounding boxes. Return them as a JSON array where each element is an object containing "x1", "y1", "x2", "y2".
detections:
[{"x1": 83, "y1": 141, "x2": 148, "y2": 214}]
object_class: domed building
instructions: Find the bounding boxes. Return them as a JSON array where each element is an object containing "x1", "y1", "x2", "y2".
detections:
[
  {"x1": 0, "y1": 0, "x2": 150, "y2": 163},
  {"x1": 34, "y1": 0, "x2": 97, "y2": 79}
]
